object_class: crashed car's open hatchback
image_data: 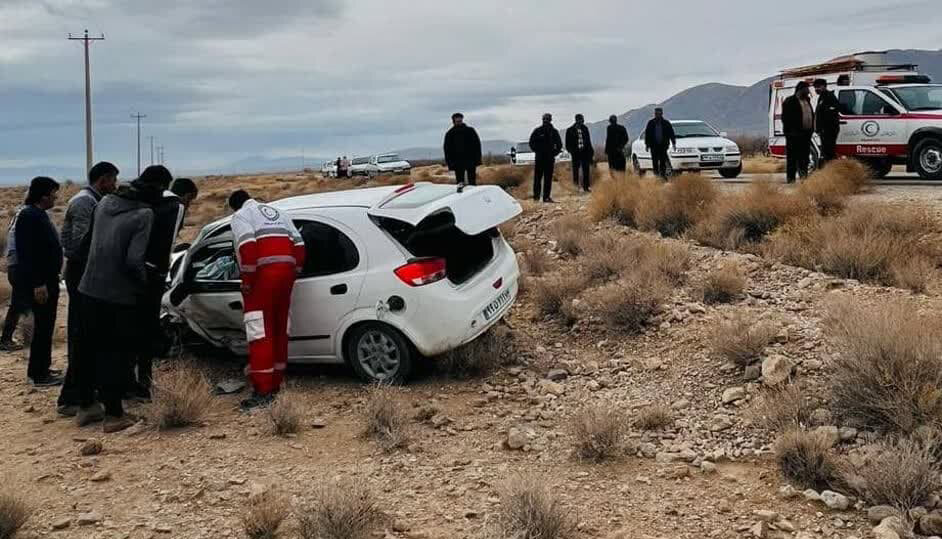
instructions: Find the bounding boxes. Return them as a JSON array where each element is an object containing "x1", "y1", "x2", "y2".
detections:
[{"x1": 164, "y1": 182, "x2": 522, "y2": 383}]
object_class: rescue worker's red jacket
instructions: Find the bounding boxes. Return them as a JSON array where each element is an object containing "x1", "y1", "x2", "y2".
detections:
[{"x1": 230, "y1": 199, "x2": 305, "y2": 286}]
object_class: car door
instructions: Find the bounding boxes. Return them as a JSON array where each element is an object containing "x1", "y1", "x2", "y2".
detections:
[
  {"x1": 286, "y1": 209, "x2": 368, "y2": 360},
  {"x1": 836, "y1": 88, "x2": 908, "y2": 159}
]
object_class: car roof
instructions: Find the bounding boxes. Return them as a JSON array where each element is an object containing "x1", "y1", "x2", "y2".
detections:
[{"x1": 671, "y1": 120, "x2": 707, "y2": 124}]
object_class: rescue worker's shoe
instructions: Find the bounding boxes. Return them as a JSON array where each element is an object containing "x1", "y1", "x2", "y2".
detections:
[
  {"x1": 57, "y1": 405, "x2": 79, "y2": 417},
  {"x1": 103, "y1": 413, "x2": 139, "y2": 434},
  {"x1": 240, "y1": 392, "x2": 275, "y2": 412},
  {"x1": 76, "y1": 404, "x2": 105, "y2": 427},
  {"x1": 0, "y1": 340, "x2": 23, "y2": 352}
]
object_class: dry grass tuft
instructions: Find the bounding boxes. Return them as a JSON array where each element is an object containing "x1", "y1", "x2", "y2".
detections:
[
  {"x1": 587, "y1": 177, "x2": 640, "y2": 225},
  {"x1": 553, "y1": 215, "x2": 589, "y2": 257},
  {"x1": 631, "y1": 238, "x2": 691, "y2": 286},
  {"x1": 711, "y1": 315, "x2": 777, "y2": 367},
  {"x1": 0, "y1": 489, "x2": 31, "y2": 539},
  {"x1": 438, "y1": 326, "x2": 512, "y2": 378},
  {"x1": 635, "y1": 174, "x2": 718, "y2": 237},
  {"x1": 480, "y1": 166, "x2": 529, "y2": 190},
  {"x1": 698, "y1": 264, "x2": 747, "y2": 304},
  {"x1": 267, "y1": 389, "x2": 305, "y2": 437},
  {"x1": 750, "y1": 383, "x2": 813, "y2": 432},
  {"x1": 582, "y1": 232, "x2": 629, "y2": 282},
  {"x1": 634, "y1": 404, "x2": 674, "y2": 431},
  {"x1": 147, "y1": 364, "x2": 218, "y2": 430},
  {"x1": 298, "y1": 480, "x2": 385, "y2": 539},
  {"x1": 521, "y1": 246, "x2": 551, "y2": 276},
  {"x1": 589, "y1": 271, "x2": 669, "y2": 333},
  {"x1": 775, "y1": 429, "x2": 839, "y2": 490},
  {"x1": 530, "y1": 273, "x2": 588, "y2": 323},
  {"x1": 242, "y1": 490, "x2": 291, "y2": 539},
  {"x1": 570, "y1": 405, "x2": 628, "y2": 462},
  {"x1": 797, "y1": 158, "x2": 871, "y2": 213},
  {"x1": 362, "y1": 384, "x2": 410, "y2": 451},
  {"x1": 742, "y1": 156, "x2": 786, "y2": 174},
  {"x1": 852, "y1": 435, "x2": 941, "y2": 510},
  {"x1": 492, "y1": 475, "x2": 574, "y2": 539},
  {"x1": 825, "y1": 298, "x2": 942, "y2": 434}
]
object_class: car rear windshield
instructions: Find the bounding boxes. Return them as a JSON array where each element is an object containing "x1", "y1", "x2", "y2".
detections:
[
  {"x1": 379, "y1": 184, "x2": 456, "y2": 210},
  {"x1": 377, "y1": 154, "x2": 401, "y2": 163}
]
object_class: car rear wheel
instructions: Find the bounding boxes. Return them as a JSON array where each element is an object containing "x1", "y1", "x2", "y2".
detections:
[
  {"x1": 345, "y1": 323, "x2": 414, "y2": 384},
  {"x1": 862, "y1": 158, "x2": 893, "y2": 179},
  {"x1": 719, "y1": 164, "x2": 742, "y2": 179},
  {"x1": 913, "y1": 138, "x2": 942, "y2": 180},
  {"x1": 632, "y1": 156, "x2": 646, "y2": 177}
]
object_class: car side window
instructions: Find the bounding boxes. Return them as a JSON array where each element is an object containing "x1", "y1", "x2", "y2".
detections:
[
  {"x1": 294, "y1": 220, "x2": 360, "y2": 278},
  {"x1": 188, "y1": 242, "x2": 239, "y2": 282},
  {"x1": 839, "y1": 90, "x2": 893, "y2": 116}
]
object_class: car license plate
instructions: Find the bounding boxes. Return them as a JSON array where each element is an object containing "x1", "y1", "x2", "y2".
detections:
[
  {"x1": 483, "y1": 288, "x2": 512, "y2": 321},
  {"x1": 701, "y1": 154, "x2": 724, "y2": 162}
]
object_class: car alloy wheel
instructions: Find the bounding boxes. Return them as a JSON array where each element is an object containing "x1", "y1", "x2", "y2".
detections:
[
  {"x1": 920, "y1": 146, "x2": 942, "y2": 175},
  {"x1": 356, "y1": 330, "x2": 402, "y2": 381}
]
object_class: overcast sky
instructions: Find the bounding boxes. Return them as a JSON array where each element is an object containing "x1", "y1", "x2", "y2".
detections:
[{"x1": 1, "y1": 0, "x2": 939, "y2": 179}]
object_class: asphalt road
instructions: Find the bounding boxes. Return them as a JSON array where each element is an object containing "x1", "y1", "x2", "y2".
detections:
[{"x1": 710, "y1": 170, "x2": 939, "y2": 186}]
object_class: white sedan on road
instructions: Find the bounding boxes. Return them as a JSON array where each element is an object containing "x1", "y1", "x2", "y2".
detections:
[
  {"x1": 508, "y1": 142, "x2": 571, "y2": 166},
  {"x1": 163, "y1": 183, "x2": 522, "y2": 384},
  {"x1": 630, "y1": 120, "x2": 742, "y2": 178}
]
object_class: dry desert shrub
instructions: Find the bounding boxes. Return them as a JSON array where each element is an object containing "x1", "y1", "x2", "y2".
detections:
[
  {"x1": 634, "y1": 404, "x2": 674, "y2": 431},
  {"x1": 750, "y1": 383, "x2": 813, "y2": 432},
  {"x1": 589, "y1": 270, "x2": 669, "y2": 333},
  {"x1": 298, "y1": 480, "x2": 385, "y2": 539},
  {"x1": 0, "y1": 488, "x2": 31, "y2": 539},
  {"x1": 629, "y1": 238, "x2": 691, "y2": 286},
  {"x1": 362, "y1": 384, "x2": 410, "y2": 451},
  {"x1": 797, "y1": 158, "x2": 871, "y2": 213},
  {"x1": 587, "y1": 177, "x2": 640, "y2": 225},
  {"x1": 635, "y1": 174, "x2": 717, "y2": 237},
  {"x1": 698, "y1": 264, "x2": 747, "y2": 304},
  {"x1": 553, "y1": 215, "x2": 589, "y2": 256},
  {"x1": 825, "y1": 297, "x2": 942, "y2": 433},
  {"x1": 711, "y1": 315, "x2": 778, "y2": 367},
  {"x1": 582, "y1": 232, "x2": 629, "y2": 282},
  {"x1": 492, "y1": 475, "x2": 574, "y2": 539},
  {"x1": 530, "y1": 273, "x2": 588, "y2": 323},
  {"x1": 242, "y1": 490, "x2": 291, "y2": 539},
  {"x1": 521, "y1": 246, "x2": 551, "y2": 276},
  {"x1": 692, "y1": 181, "x2": 814, "y2": 250},
  {"x1": 851, "y1": 435, "x2": 941, "y2": 510},
  {"x1": 438, "y1": 326, "x2": 512, "y2": 378},
  {"x1": 570, "y1": 405, "x2": 628, "y2": 461},
  {"x1": 775, "y1": 429, "x2": 839, "y2": 490},
  {"x1": 147, "y1": 364, "x2": 218, "y2": 430},
  {"x1": 742, "y1": 156, "x2": 786, "y2": 174},
  {"x1": 480, "y1": 166, "x2": 529, "y2": 190},
  {"x1": 267, "y1": 389, "x2": 305, "y2": 437}
]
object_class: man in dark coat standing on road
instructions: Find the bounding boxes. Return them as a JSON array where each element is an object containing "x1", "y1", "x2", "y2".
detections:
[
  {"x1": 529, "y1": 113, "x2": 563, "y2": 202},
  {"x1": 565, "y1": 114, "x2": 594, "y2": 192},
  {"x1": 814, "y1": 79, "x2": 841, "y2": 166},
  {"x1": 781, "y1": 81, "x2": 815, "y2": 183},
  {"x1": 443, "y1": 113, "x2": 482, "y2": 186},
  {"x1": 605, "y1": 115, "x2": 629, "y2": 173},
  {"x1": 644, "y1": 108, "x2": 676, "y2": 178}
]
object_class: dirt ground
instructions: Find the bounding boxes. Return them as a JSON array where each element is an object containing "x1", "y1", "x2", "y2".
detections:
[{"x1": 1, "y1": 164, "x2": 941, "y2": 539}]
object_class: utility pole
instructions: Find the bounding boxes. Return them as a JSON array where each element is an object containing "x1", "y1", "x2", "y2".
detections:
[
  {"x1": 131, "y1": 112, "x2": 146, "y2": 176},
  {"x1": 156, "y1": 145, "x2": 165, "y2": 165},
  {"x1": 68, "y1": 29, "x2": 105, "y2": 174},
  {"x1": 149, "y1": 136, "x2": 155, "y2": 166}
]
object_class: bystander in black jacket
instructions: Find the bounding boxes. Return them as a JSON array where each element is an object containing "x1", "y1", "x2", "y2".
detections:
[
  {"x1": 605, "y1": 123, "x2": 629, "y2": 155},
  {"x1": 644, "y1": 118, "x2": 676, "y2": 149},
  {"x1": 528, "y1": 124, "x2": 563, "y2": 159},
  {"x1": 815, "y1": 90, "x2": 841, "y2": 137},
  {"x1": 443, "y1": 124, "x2": 482, "y2": 171},
  {"x1": 781, "y1": 95, "x2": 814, "y2": 136},
  {"x1": 565, "y1": 122, "x2": 594, "y2": 159}
]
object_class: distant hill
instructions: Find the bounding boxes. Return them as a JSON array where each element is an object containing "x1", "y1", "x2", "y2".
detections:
[
  {"x1": 394, "y1": 140, "x2": 514, "y2": 161},
  {"x1": 588, "y1": 48, "x2": 942, "y2": 142}
]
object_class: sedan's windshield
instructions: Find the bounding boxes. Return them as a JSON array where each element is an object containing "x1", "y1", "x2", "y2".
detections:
[
  {"x1": 674, "y1": 122, "x2": 719, "y2": 138},
  {"x1": 377, "y1": 154, "x2": 401, "y2": 163},
  {"x1": 884, "y1": 86, "x2": 942, "y2": 111}
]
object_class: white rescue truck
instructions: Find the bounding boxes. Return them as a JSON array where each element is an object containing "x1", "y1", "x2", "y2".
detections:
[{"x1": 769, "y1": 51, "x2": 942, "y2": 179}]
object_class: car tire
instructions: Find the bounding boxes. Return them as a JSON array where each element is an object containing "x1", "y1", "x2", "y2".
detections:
[
  {"x1": 345, "y1": 323, "x2": 414, "y2": 385},
  {"x1": 862, "y1": 158, "x2": 893, "y2": 179},
  {"x1": 719, "y1": 164, "x2": 742, "y2": 179},
  {"x1": 632, "y1": 156, "x2": 646, "y2": 177},
  {"x1": 913, "y1": 138, "x2": 942, "y2": 181}
]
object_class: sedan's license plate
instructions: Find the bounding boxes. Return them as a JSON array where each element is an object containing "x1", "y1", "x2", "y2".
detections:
[
  {"x1": 701, "y1": 154, "x2": 724, "y2": 162},
  {"x1": 483, "y1": 288, "x2": 512, "y2": 321}
]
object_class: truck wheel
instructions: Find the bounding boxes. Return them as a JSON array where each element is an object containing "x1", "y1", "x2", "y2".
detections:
[
  {"x1": 913, "y1": 138, "x2": 942, "y2": 180},
  {"x1": 632, "y1": 156, "x2": 646, "y2": 177},
  {"x1": 863, "y1": 158, "x2": 893, "y2": 179},
  {"x1": 719, "y1": 164, "x2": 742, "y2": 179},
  {"x1": 345, "y1": 323, "x2": 414, "y2": 385}
]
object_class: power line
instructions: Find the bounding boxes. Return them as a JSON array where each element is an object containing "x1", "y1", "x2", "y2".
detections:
[
  {"x1": 67, "y1": 29, "x2": 105, "y2": 174},
  {"x1": 131, "y1": 112, "x2": 146, "y2": 176}
]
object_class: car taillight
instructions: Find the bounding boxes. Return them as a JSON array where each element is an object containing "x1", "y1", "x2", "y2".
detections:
[{"x1": 395, "y1": 258, "x2": 447, "y2": 286}]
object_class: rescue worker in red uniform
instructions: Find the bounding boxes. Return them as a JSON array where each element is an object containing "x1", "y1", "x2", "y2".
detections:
[{"x1": 228, "y1": 190, "x2": 305, "y2": 410}]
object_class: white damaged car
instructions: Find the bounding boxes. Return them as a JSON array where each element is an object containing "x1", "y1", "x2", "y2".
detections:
[
  {"x1": 630, "y1": 120, "x2": 742, "y2": 178},
  {"x1": 163, "y1": 183, "x2": 522, "y2": 383}
]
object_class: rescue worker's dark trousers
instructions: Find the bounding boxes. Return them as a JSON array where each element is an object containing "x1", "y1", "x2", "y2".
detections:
[
  {"x1": 651, "y1": 146, "x2": 671, "y2": 178},
  {"x1": 454, "y1": 166, "x2": 477, "y2": 186},
  {"x1": 607, "y1": 151, "x2": 626, "y2": 172},
  {"x1": 571, "y1": 154, "x2": 591, "y2": 191},
  {"x1": 58, "y1": 262, "x2": 92, "y2": 407},
  {"x1": 786, "y1": 132, "x2": 812, "y2": 182},
  {"x1": 129, "y1": 286, "x2": 163, "y2": 395},
  {"x1": 84, "y1": 296, "x2": 137, "y2": 417},
  {"x1": 4, "y1": 268, "x2": 60, "y2": 382},
  {"x1": 533, "y1": 157, "x2": 555, "y2": 200},
  {"x1": 818, "y1": 132, "x2": 838, "y2": 166}
]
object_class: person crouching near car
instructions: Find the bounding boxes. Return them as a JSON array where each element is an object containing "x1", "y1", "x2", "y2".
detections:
[
  {"x1": 78, "y1": 171, "x2": 162, "y2": 433},
  {"x1": 228, "y1": 190, "x2": 305, "y2": 411}
]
